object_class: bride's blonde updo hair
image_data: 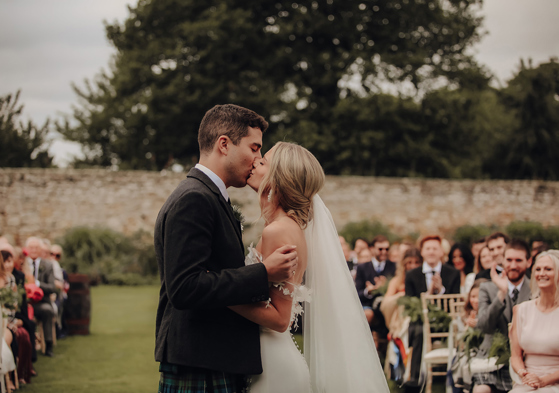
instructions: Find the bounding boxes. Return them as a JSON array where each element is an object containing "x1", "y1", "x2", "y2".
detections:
[{"x1": 259, "y1": 142, "x2": 325, "y2": 229}]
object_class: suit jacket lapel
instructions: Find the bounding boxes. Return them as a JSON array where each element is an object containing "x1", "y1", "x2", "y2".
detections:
[
  {"x1": 518, "y1": 276, "x2": 532, "y2": 303},
  {"x1": 187, "y1": 168, "x2": 243, "y2": 247},
  {"x1": 418, "y1": 271, "x2": 428, "y2": 294}
]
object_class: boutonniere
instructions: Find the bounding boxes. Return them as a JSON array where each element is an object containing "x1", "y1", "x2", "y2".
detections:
[
  {"x1": 231, "y1": 204, "x2": 245, "y2": 232},
  {"x1": 39, "y1": 265, "x2": 45, "y2": 274}
]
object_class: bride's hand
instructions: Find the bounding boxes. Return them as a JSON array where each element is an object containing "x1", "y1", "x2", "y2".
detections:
[{"x1": 263, "y1": 245, "x2": 298, "y2": 283}]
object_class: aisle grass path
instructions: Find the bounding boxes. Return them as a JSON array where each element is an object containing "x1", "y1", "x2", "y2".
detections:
[{"x1": 26, "y1": 285, "x2": 160, "y2": 393}]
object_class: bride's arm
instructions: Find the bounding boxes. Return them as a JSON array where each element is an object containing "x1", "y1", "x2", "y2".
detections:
[{"x1": 229, "y1": 222, "x2": 305, "y2": 332}]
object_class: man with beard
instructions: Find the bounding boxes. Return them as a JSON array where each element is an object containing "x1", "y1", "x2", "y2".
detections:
[{"x1": 472, "y1": 239, "x2": 532, "y2": 393}]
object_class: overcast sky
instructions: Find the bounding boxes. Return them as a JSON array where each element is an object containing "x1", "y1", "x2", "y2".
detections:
[{"x1": 1, "y1": 0, "x2": 558, "y2": 166}]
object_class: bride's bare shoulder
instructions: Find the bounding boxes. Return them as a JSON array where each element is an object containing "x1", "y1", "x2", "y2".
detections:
[{"x1": 262, "y1": 217, "x2": 303, "y2": 244}]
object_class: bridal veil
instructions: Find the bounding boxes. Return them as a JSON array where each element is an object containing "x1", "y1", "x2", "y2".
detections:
[{"x1": 303, "y1": 195, "x2": 390, "y2": 393}]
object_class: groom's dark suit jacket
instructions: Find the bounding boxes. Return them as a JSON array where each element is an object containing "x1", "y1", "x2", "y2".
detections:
[
  {"x1": 154, "y1": 168, "x2": 270, "y2": 375},
  {"x1": 355, "y1": 260, "x2": 396, "y2": 306}
]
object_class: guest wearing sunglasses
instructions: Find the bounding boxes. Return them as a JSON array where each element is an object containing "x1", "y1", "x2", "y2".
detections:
[{"x1": 355, "y1": 235, "x2": 397, "y2": 345}]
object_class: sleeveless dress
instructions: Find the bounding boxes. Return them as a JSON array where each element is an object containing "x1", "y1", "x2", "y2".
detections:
[
  {"x1": 245, "y1": 246, "x2": 312, "y2": 393},
  {"x1": 510, "y1": 299, "x2": 559, "y2": 393}
]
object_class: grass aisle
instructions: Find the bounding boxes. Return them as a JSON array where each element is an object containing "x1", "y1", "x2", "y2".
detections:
[{"x1": 25, "y1": 285, "x2": 160, "y2": 393}]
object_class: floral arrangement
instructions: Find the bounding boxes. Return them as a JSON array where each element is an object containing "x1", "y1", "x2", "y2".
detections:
[
  {"x1": 397, "y1": 296, "x2": 452, "y2": 332},
  {"x1": 231, "y1": 204, "x2": 245, "y2": 232}
]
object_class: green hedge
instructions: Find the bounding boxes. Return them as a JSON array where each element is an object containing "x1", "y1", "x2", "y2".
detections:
[{"x1": 57, "y1": 226, "x2": 157, "y2": 285}]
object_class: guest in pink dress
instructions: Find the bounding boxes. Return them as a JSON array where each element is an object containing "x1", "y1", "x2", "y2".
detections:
[{"x1": 510, "y1": 250, "x2": 559, "y2": 393}]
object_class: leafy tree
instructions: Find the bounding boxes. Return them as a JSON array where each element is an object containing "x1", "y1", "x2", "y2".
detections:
[
  {"x1": 59, "y1": 0, "x2": 485, "y2": 171},
  {"x1": 0, "y1": 91, "x2": 53, "y2": 168},
  {"x1": 487, "y1": 59, "x2": 559, "y2": 180}
]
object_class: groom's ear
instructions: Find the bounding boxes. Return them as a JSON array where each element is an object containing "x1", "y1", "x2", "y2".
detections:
[{"x1": 216, "y1": 135, "x2": 230, "y2": 155}]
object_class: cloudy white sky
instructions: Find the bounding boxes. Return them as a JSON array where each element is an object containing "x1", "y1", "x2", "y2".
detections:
[{"x1": 1, "y1": 0, "x2": 558, "y2": 166}]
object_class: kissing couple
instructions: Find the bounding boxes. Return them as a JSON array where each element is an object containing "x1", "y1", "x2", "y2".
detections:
[{"x1": 154, "y1": 104, "x2": 389, "y2": 393}]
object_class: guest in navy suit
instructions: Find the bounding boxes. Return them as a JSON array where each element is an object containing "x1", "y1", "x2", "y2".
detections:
[{"x1": 355, "y1": 235, "x2": 396, "y2": 341}]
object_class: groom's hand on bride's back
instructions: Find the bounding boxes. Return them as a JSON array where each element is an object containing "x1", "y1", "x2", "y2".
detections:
[{"x1": 263, "y1": 245, "x2": 298, "y2": 283}]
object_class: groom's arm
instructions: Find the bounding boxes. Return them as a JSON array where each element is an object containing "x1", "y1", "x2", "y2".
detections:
[{"x1": 163, "y1": 190, "x2": 270, "y2": 310}]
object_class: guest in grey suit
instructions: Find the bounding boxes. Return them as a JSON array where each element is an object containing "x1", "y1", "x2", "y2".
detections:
[
  {"x1": 473, "y1": 239, "x2": 532, "y2": 393},
  {"x1": 26, "y1": 237, "x2": 57, "y2": 357}
]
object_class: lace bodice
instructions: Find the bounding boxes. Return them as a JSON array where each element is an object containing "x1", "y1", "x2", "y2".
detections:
[{"x1": 245, "y1": 244, "x2": 311, "y2": 328}]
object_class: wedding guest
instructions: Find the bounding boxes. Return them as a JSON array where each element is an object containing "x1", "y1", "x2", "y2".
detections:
[
  {"x1": 449, "y1": 279, "x2": 488, "y2": 393},
  {"x1": 0, "y1": 251, "x2": 18, "y2": 392},
  {"x1": 472, "y1": 239, "x2": 532, "y2": 393},
  {"x1": 389, "y1": 243, "x2": 401, "y2": 265},
  {"x1": 340, "y1": 236, "x2": 355, "y2": 276},
  {"x1": 351, "y1": 238, "x2": 369, "y2": 262},
  {"x1": 380, "y1": 247, "x2": 423, "y2": 332},
  {"x1": 26, "y1": 237, "x2": 57, "y2": 357},
  {"x1": 474, "y1": 246, "x2": 493, "y2": 276},
  {"x1": 471, "y1": 236, "x2": 487, "y2": 261},
  {"x1": 448, "y1": 243, "x2": 476, "y2": 294},
  {"x1": 510, "y1": 250, "x2": 559, "y2": 393},
  {"x1": 405, "y1": 235, "x2": 460, "y2": 392},
  {"x1": 51, "y1": 244, "x2": 68, "y2": 338},
  {"x1": 0, "y1": 247, "x2": 34, "y2": 385},
  {"x1": 356, "y1": 235, "x2": 396, "y2": 334},
  {"x1": 476, "y1": 232, "x2": 510, "y2": 281}
]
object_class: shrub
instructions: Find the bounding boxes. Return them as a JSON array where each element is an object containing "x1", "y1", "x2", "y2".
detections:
[
  {"x1": 505, "y1": 221, "x2": 559, "y2": 249},
  {"x1": 339, "y1": 220, "x2": 400, "y2": 247},
  {"x1": 452, "y1": 224, "x2": 498, "y2": 246},
  {"x1": 57, "y1": 226, "x2": 157, "y2": 284}
]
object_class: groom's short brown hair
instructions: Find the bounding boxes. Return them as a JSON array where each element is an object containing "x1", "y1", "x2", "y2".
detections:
[{"x1": 198, "y1": 104, "x2": 269, "y2": 153}]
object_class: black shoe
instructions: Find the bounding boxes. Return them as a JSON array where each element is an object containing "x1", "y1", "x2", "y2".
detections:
[{"x1": 45, "y1": 341, "x2": 55, "y2": 357}]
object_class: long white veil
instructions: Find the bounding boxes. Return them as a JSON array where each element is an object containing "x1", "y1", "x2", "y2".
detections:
[{"x1": 303, "y1": 195, "x2": 390, "y2": 393}]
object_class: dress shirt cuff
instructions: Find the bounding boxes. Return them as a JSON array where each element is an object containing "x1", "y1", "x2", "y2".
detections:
[
  {"x1": 364, "y1": 288, "x2": 373, "y2": 299},
  {"x1": 36, "y1": 279, "x2": 40, "y2": 287},
  {"x1": 439, "y1": 286, "x2": 446, "y2": 295}
]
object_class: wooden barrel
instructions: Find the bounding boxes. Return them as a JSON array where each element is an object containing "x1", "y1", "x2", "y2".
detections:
[{"x1": 66, "y1": 273, "x2": 91, "y2": 335}]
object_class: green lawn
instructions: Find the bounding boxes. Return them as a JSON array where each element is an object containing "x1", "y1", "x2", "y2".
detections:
[{"x1": 25, "y1": 285, "x2": 160, "y2": 393}]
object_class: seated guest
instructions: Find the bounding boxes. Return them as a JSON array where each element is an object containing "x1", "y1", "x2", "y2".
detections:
[
  {"x1": 474, "y1": 246, "x2": 493, "y2": 276},
  {"x1": 405, "y1": 235, "x2": 461, "y2": 392},
  {"x1": 25, "y1": 237, "x2": 57, "y2": 357},
  {"x1": 0, "y1": 246, "x2": 34, "y2": 385},
  {"x1": 0, "y1": 251, "x2": 17, "y2": 392},
  {"x1": 356, "y1": 235, "x2": 396, "y2": 334},
  {"x1": 471, "y1": 236, "x2": 487, "y2": 261},
  {"x1": 472, "y1": 239, "x2": 532, "y2": 393},
  {"x1": 339, "y1": 236, "x2": 356, "y2": 278},
  {"x1": 476, "y1": 232, "x2": 509, "y2": 281},
  {"x1": 350, "y1": 237, "x2": 369, "y2": 263},
  {"x1": 381, "y1": 247, "x2": 423, "y2": 333},
  {"x1": 509, "y1": 250, "x2": 559, "y2": 393},
  {"x1": 448, "y1": 243, "x2": 476, "y2": 294},
  {"x1": 449, "y1": 279, "x2": 488, "y2": 393}
]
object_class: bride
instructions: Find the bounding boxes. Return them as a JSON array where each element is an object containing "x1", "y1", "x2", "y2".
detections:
[{"x1": 229, "y1": 142, "x2": 390, "y2": 393}]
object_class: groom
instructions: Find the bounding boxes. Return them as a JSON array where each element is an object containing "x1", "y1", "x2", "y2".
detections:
[{"x1": 154, "y1": 104, "x2": 298, "y2": 392}]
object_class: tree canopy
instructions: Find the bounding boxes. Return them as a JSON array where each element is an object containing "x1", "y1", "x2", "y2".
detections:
[
  {"x1": 59, "y1": 0, "x2": 488, "y2": 173},
  {"x1": 0, "y1": 91, "x2": 53, "y2": 168}
]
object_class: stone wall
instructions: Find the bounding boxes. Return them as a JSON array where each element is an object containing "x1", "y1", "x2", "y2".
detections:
[{"x1": 1, "y1": 168, "x2": 558, "y2": 246}]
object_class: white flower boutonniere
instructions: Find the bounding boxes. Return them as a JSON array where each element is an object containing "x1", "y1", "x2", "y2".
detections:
[{"x1": 231, "y1": 204, "x2": 245, "y2": 232}]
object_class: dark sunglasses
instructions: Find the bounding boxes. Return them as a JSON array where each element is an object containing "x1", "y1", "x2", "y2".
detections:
[
  {"x1": 50, "y1": 252, "x2": 61, "y2": 258},
  {"x1": 377, "y1": 248, "x2": 389, "y2": 251}
]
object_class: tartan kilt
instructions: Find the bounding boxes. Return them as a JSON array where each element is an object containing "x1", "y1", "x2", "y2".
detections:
[
  {"x1": 472, "y1": 366, "x2": 513, "y2": 392},
  {"x1": 158, "y1": 363, "x2": 248, "y2": 393}
]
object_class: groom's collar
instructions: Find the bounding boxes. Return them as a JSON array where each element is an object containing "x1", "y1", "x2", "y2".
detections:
[{"x1": 194, "y1": 164, "x2": 229, "y2": 201}]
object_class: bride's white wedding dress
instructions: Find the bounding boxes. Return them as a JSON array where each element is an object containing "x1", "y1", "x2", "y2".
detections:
[
  {"x1": 245, "y1": 246, "x2": 312, "y2": 392},
  {"x1": 243, "y1": 195, "x2": 390, "y2": 393}
]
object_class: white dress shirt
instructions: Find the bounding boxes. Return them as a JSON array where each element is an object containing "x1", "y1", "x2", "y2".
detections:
[
  {"x1": 422, "y1": 261, "x2": 445, "y2": 294},
  {"x1": 508, "y1": 280, "x2": 524, "y2": 301},
  {"x1": 372, "y1": 258, "x2": 386, "y2": 274},
  {"x1": 195, "y1": 164, "x2": 229, "y2": 202}
]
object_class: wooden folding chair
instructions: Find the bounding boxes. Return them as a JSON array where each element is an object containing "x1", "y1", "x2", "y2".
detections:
[{"x1": 420, "y1": 293, "x2": 465, "y2": 393}]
